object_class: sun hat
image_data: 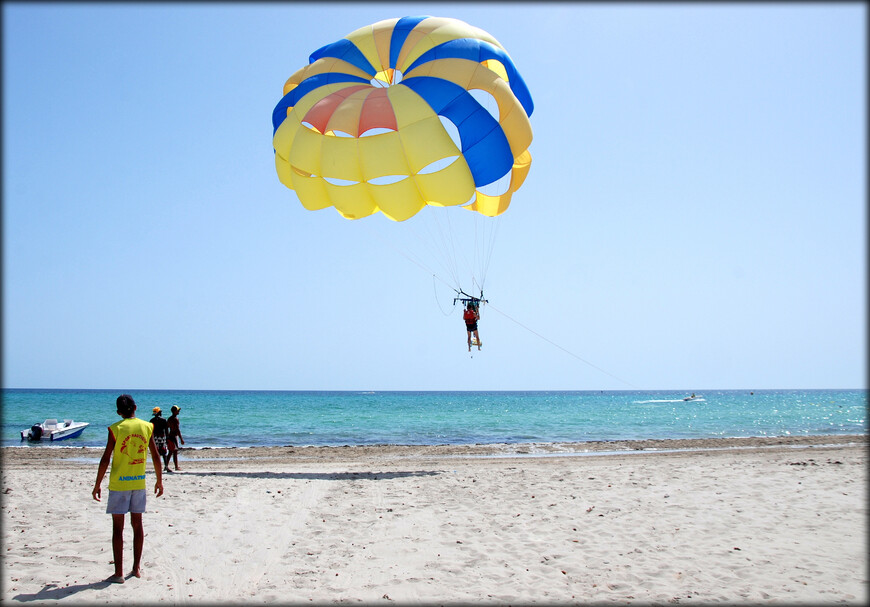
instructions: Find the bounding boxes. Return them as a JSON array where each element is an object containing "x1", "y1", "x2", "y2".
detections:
[
  {"x1": 152, "y1": 407, "x2": 161, "y2": 414},
  {"x1": 171, "y1": 405, "x2": 181, "y2": 413}
]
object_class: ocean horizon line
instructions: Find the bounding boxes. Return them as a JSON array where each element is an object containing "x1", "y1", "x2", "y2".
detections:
[{"x1": 4, "y1": 387, "x2": 866, "y2": 393}]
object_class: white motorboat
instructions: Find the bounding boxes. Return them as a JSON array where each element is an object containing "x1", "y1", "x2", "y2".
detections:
[{"x1": 21, "y1": 419, "x2": 89, "y2": 441}]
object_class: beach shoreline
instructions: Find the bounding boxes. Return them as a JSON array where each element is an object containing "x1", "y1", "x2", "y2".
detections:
[
  {"x1": 2, "y1": 435, "x2": 866, "y2": 604},
  {"x1": 4, "y1": 433, "x2": 865, "y2": 465}
]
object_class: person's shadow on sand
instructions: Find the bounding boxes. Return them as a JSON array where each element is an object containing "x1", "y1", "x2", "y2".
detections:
[
  {"x1": 182, "y1": 470, "x2": 440, "y2": 480},
  {"x1": 13, "y1": 574, "x2": 136, "y2": 602}
]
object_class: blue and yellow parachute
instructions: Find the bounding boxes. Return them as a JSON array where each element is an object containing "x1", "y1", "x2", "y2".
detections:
[{"x1": 272, "y1": 16, "x2": 534, "y2": 221}]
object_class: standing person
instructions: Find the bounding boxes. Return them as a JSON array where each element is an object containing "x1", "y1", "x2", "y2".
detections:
[
  {"x1": 92, "y1": 394, "x2": 163, "y2": 584},
  {"x1": 149, "y1": 407, "x2": 170, "y2": 472},
  {"x1": 166, "y1": 405, "x2": 185, "y2": 471},
  {"x1": 463, "y1": 301, "x2": 481, "y2": 351}
]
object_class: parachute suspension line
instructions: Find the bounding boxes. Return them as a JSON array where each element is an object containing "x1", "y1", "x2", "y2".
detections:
[
  {"x1": 358, "y1": 219, "x2": 443, "y2": 282},
  {"x1": 432, "y1": 274, "x2": 456, "y2": 316},
  {"x1": 408, "y1": 205, "x2": 502, "y2": 303},
  {"x1": 355, "y1": 206, "x2": 498, "y2": 313},
  {"x1": 478, "y1": 214, "x2": 501, "y2": 292},
  {"x1": 466, "y1": 211, "x2": 500, "y2": 296},
  {"x1": 448, "y1": 208, "x2": 476, "y2": 289},
  {"x1": 357, "y1": 215, "x2": 468, "y2": 316},
  {"x1": 476, "y1": 213, "x2": 488, "y2": 289},
  {"x1": 404, "y1": 206, "x2": 459, "y2": 292},
  {"x1": 486, "y1": 303, "x2": 641, "y2": 389},
  {"x1": 429, "y1": 208, "x2": 462, "y2": 291},
  {"x1": 471, "y1": 213, "x2": 483, "y2": 291},
  {"x1": 432, "y1": 206, "x2": 470, "y2": 294}
]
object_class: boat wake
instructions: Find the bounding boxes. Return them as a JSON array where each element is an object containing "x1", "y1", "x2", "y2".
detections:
[{"x1": 634, "y1": 398, "x2": 706, "y2": 404}]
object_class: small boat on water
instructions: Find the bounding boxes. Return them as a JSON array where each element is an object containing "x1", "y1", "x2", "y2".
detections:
[
  {"x1": 21, "y1": 419, "x2": 89, "y2": 441},
  {"x1": 683, "y1": 393, "x2": 700, "y2": 401}
]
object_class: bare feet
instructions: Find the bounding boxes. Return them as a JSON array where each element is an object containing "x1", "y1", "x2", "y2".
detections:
[
  {"x1": 107, "y1": 574, "x2": 125, "y2": 584},
  {"x1": 130, "y1": 567, "x2": 141, "y2": 578}
]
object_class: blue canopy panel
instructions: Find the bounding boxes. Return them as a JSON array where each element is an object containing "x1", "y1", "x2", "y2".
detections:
[
  {"x1": 405, "y1": 39, "x2": 534, "y2": 118},
  {"x1": 308, "y1": 38, "x2": 376, "y2": 76},
  {"x1": 402, "y1": 76, "x2": 513, "y2": 188},
  {"x1": 271, "y1": 73, "x2": 370, "y2": 134},
  {"x1": 389, "y1": 16, "x2": 431, "y2": 69}
]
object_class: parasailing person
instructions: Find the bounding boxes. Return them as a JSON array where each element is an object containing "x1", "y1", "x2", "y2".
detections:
[{"x1": 464, "y1": 300, "x2": 481, "y2": 351}]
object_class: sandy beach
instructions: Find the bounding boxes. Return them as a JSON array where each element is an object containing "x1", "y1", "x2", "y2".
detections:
[{"x1": 2, "y1": 435, "x2": 866, "y2": 604}]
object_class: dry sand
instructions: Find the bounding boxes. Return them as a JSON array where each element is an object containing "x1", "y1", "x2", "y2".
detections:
[{"x1": 2, "y1": 435, "x2": 866, "y2": 604}]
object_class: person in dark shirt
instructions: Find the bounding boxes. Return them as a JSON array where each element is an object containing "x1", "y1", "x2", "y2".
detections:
[
  {"x1": 166, "y1": 405, "x2": 185, "y2": 471},
  {"x1": 149, "y1": 407, "x2": 170, "y2": 472}
]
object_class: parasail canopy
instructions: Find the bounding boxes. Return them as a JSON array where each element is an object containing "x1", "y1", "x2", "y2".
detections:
[{"x1": 272, "y1": 15, "x2": 534, "y2": 221}]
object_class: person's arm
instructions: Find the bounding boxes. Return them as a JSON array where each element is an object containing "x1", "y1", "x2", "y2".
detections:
[
  {"x1": 92, "y1": 429, "x2": 115, "y2": 501},
  {"x1": 148, "y1": 436, "x2": 164, "y2": 497}
]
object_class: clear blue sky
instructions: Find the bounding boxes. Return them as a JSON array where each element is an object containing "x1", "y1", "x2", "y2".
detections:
[{"x1": 3, "y1": 3, "x2": 866, "y2": 391}]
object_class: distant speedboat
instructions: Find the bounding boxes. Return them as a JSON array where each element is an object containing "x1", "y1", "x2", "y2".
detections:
[
  {"x1": 21, "y1": 419, "x2": 89, "y2": 441},
  {"x1": 683, "y1": 394, "x2": 699, "y2": 402}
]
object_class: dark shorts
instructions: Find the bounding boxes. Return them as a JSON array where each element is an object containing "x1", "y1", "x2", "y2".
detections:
[
  {"x1": 167, "y1": 437, "x2": 179, "y2": 452},
  {"x1": 466, "y1": 323, "x2": 478, "y2": 332}
]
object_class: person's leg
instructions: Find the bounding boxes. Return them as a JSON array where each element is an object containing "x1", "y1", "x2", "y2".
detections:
[
  {"x1": 130, "y1": 513, "x2": 144, "y2": 577},
  {"x1": 111, "y1": 513, "x2": 125, "y2": 581},
  {"x1": 467, "y1": 330, "x2": 472, "y2": 351},
  {"x1": 474, "y1": 329, "x2": 481, "y2": 349}
]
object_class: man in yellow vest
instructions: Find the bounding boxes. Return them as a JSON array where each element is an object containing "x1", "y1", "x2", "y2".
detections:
[{"x1": 92, "y1": 394, "x2": 164, "y2": 583}]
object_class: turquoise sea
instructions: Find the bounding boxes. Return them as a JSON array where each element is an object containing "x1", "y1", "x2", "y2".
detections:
[{"x1": 2, "y1": 389, "x2": 866, "y2": 449}]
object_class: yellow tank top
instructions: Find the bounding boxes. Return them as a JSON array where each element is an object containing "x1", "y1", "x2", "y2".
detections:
[{"x1": 108, "y1": 417, "x2": 153, "y2": 491}]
